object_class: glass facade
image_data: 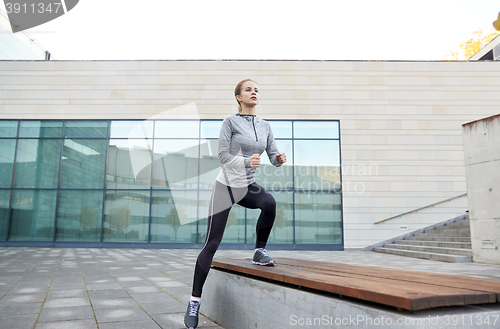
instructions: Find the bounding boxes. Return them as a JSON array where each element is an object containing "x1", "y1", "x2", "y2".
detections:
[{"x1": 0, "y1": 119, "x2": 342, "y2": 249}]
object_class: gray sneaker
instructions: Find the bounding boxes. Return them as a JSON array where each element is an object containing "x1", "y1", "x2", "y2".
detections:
[
  {"x1": 184, "y1": 299, "x2": 200, "y2": 329},
  {"x1": 252, "y1": 248, "x2": 275, "y2": 266}
]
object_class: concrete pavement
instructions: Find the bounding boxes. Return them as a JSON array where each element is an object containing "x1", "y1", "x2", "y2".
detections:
[{"x1": 1, "y1": 248, "x2": 499, "y2": 329}]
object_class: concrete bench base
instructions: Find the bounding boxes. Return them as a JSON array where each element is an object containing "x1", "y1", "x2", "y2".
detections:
[{"x1": 203, "y1": 268, "x2": 500, "y2": 329}]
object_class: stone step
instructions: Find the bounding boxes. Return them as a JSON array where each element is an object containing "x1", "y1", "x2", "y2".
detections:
[
  {"x1": 373, "y1": 247, "x2": 472, "y2": 263},
  {"x1": 383, "y1": 243, "x2": 472, "y2": 256},
  {"x1": 415, "y1": 231, "x2": 471, "y2": 238},
  {"x1": 394, "y1": 240, "x2": 472, "y2": 249},
  {"x1": 442, "y1": 221, "x2": 470, "y2": 229},
  {"x1": 404, "y1": 236, "x2": 471, "y2": 242},
  {"x1": 426, "y1": 227, "x2": 470, "y2": 234}
]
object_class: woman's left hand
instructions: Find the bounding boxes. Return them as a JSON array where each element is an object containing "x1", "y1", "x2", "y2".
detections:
[{"x1": 276, "y1": 152, "x2": 287, "y2": 164}]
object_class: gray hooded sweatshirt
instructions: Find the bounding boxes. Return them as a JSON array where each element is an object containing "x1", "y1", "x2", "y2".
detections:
[{"x1": 215, "y1": 113, "x2": 282, "y2": 188}]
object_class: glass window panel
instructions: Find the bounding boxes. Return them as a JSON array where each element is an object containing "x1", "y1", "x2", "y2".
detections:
[
  {"x1": 150, "y1": 190, "x2": 198, "y2": 243},
  {"x1": 196, "y1": 190, "x2": 245, "y2": 245},
  {"x1": 247, "y1": 191, "x2": 293, "y2": 245},
  {"x1": 60, "y1": 139, "x2": 107, "y2": 189},
  {"x1": 295, "y1": 192, "x2": 342, "y2": 244},
  {"x1": 0, "y1": 190, "x2": 10, "y2": 241},
  {"x1": 19, "y1": 121, "x2": 63, "y2": 138},
  {"x1": 294, "y1": 121, "x2": 339, "y2": 139},
  {"x1": 196, "y1": 191, "x2": 246, "y2": 245},
  {"x1": 294, "y1": 140, "x2": 341, "y2": 192},
  {"x1": 110, "y1": 120, "x2": 154, "y2": 139},
  {"x1": 9, "y1": 190, "x2": 57, "y2": 241},
  {"x1": 200, "y1": 120, "x2": 223, "y2": 139},
  {"x1": 152, "y1": 139, "x2": 199, "y2": 189},
  {"x1": 155, "y1": 121, "x2": 199, "y2": 139},
  {"x1": 107, "y1": 139, "x2": 152, "y2": 189},
  {"x1": 14, "y1": 139, "x2": 61, "y2": 189},
  {"x1": 64, "y1": 121, "x2": 108, "y2": 138},
  {"x1": 0, "y1": 139, "x2": 16, "y2": 188},
  {"x1": 268, "y1": 121, "x2": 292, "y2": 139},
  {"x1": 0, "y1": 121, "x2": 18, "y2": 138},
  {"x1": 56, "y1": 190, "x2": 103, "y2": 242},
  {"x1": 255, "y1": 140, "x2": 293, "y2": 191},
  {"x1": 218, "y1": 204, "x2": 245, "y2": 244},
  {"x1": 103, "y1": 190, "x2": 150, "y2": 242},
  {"x1": 199, "y1": 139, "x2": 220, "y2": 190}
]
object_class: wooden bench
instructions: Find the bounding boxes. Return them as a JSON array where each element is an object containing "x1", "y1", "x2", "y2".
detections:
[{"x1": 212, "y1": 258, "x2": 500, "y2": 311}]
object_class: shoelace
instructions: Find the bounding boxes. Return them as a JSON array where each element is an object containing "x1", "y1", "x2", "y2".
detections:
[
  {"x1": 257, "y1": 248, "x2": 269, "y2": 257},
  {"x1": 189, "y1": 301, "x2": 200, "y2": 317}
]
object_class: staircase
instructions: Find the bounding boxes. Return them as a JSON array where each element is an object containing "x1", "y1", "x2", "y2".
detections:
[{"x1": 373, "y1": 216, "x2": 472, "y2": 263}]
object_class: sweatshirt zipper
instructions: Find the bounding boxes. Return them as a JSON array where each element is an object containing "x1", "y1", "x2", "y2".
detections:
[{"x1": 252, "y1": 116, "x2": 258, "y2": 142}]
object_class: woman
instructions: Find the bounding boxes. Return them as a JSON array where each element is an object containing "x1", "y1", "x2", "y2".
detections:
[{"x1": 184, "y1": 79, "x2": 287, "y2": 329}]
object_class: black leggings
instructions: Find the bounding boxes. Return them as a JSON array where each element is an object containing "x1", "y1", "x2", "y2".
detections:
[{"x1": 191, "y1": 181, "x2": 276, "y2": 297}]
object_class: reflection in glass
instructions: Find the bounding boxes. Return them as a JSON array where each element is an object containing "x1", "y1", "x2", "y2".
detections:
[
  {"x1": 150, "y1": 190, "x2": 198, "y2": 243},
  {"x1": 268, "y1": 121, "x2": 292, "y2": 139},
  {"x1": 200, "y1": 120, "x2": 222, "y2": 139},
  {"x1": 56, "y1": 190, "x2": 103, "y2": 242},
  {"x1": 295, "y1": 192, "x2": 342, "y2": 244},
  {"x1": 19, "y1": 121, "x2": 63, "y2": 138},
  {"x1": 10, "y1": 190, "x2": 57, "y2": 241},
  {"x1": 14, "y1": 139, "x2": 61, "y2": 188},
  {"x1": 294, "y1": 140, "x2": 340, "y2": 192},
  {"x1": 64, "y1": 121, "x2": 108, "y2": 138},
  {"x1": 197, "y1": 191, "x2": 211, "y2": 244},
  {"x1": 155, "y1": 121, "x2": 199, "y2": 138},
  {"x1": 110, "y1": 121, "x2": 154, "y2": 139},
  {"x1": 103, "y1": 190, "x2": 149, "y2": 242},
  {"x1": 0, "y1": 191, "x2": 11, "y2": 241},
  {"x1": 152, "y1": 139, "x2": 199, "y2": 189},
  {"x1": 107, "y1": 139, "x2": 152, "y2": 189},
  {"x1": 60, "y1": 139, "x2": 107, "y2": 189},
  {"x1": 0, "y1": 139, "x2": 16, "y2": 188},
  {"x1": 0, "y1": 121, "x2": 18, "y2": 138},
  {"x1": 255, "y1": 140, "x2": 293, "y2": 191},
  {"x1": 294, "y1": 121, "x2": 339, "y2": 139},
  {"x1": 199, "y1": 139, "x2": 220, "y2": 190},
  {"x1": 220, "y1": 204, "x2": 245, "y2": 244},
  {"x1": 247, "y1": 191, "x2": 293, "y2": 244}
]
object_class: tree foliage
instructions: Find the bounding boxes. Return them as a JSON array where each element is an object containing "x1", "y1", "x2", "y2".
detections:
[{"x1": 445, "y1": 28, "x2": 499, "y2": 60}]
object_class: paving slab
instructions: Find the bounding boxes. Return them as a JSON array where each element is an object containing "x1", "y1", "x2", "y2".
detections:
[
  {"x1": 1, "y1": 293, "x2": 48, "y2": 303},
  {"x1": 0, "y1": 301, "x2": 43, "y2": 315},
  {"x1": 34, "y1": 319, "x2": 98, "y2": 329},
  {"x1": 91, "y1": 298, "x2": 138, "y2": 310},
  {"x1": 140, "y1": 300, "x2": 187, "y2": 315},
  {"x1": 43, "y1": 297, "x2": 90, "y2": 309},
  {"x1": 98, "y1": 319, "x2": 161, "y2": 329},
  {"x1": 93, "y1": 307, "x2": 152, "y2": 323},
  {"x1": 0, "y1": 313, "x2": 39, "y2": 329},
  {"x1": 87, "y1": 289, "x2": 130, "y2": 300},
  {"x1": 38, "y1": 305, "x2": 96, "y2": 323},
  {"x1": 46, "y1": 289, "x2": 88, "y2": 299}
]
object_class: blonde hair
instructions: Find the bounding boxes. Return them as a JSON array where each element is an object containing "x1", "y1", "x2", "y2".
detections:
[{"x1": 234, "y1": 79, "x2": 257, "y2": 113}]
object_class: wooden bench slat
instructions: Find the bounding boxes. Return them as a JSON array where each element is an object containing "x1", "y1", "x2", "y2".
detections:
[
  {"x1": 277, "y1": 264, "x2": 495, "y2": 309},
  {"x1": 277, "y1": 258, "x2": 500, "y2": 301},
  {"x1": 211, "y1": 258, "x2": 499, "y2": 311}
]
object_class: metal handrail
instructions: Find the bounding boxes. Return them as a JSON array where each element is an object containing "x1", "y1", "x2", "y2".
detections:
[{"x1": 374, "y1": 193, "x2": 467, "y2": 224}]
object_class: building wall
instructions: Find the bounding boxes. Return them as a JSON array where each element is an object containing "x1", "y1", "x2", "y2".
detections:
[
  {"x1": 463, "y1": 114, "x2": 500, "y2": 265},
  {"x1": 1, "y1": 60, "x2": 500, "y2": 248}
]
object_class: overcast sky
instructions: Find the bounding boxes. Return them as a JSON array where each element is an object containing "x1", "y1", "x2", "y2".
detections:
[{"x1": 3, "y1": 0, "x2": 500, "y2": 60}]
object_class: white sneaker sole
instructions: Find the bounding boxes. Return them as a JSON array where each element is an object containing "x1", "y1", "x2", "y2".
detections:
[{"x1": 252, "y1": 260, "x2": 275, "y2": 266}]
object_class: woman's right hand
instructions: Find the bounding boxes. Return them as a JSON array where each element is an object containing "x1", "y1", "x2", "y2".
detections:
[{"x1": 249, "y1": 154, "x2": 260, "y2": 168}]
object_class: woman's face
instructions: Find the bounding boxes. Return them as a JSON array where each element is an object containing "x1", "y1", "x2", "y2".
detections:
[{"x1": 237, "y1": 81, "x2": 259, "y2": 107}]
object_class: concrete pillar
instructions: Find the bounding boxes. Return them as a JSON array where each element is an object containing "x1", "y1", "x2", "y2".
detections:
[{"x1": 462, "y1": 114, "x2": 500, "y2": 265}]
